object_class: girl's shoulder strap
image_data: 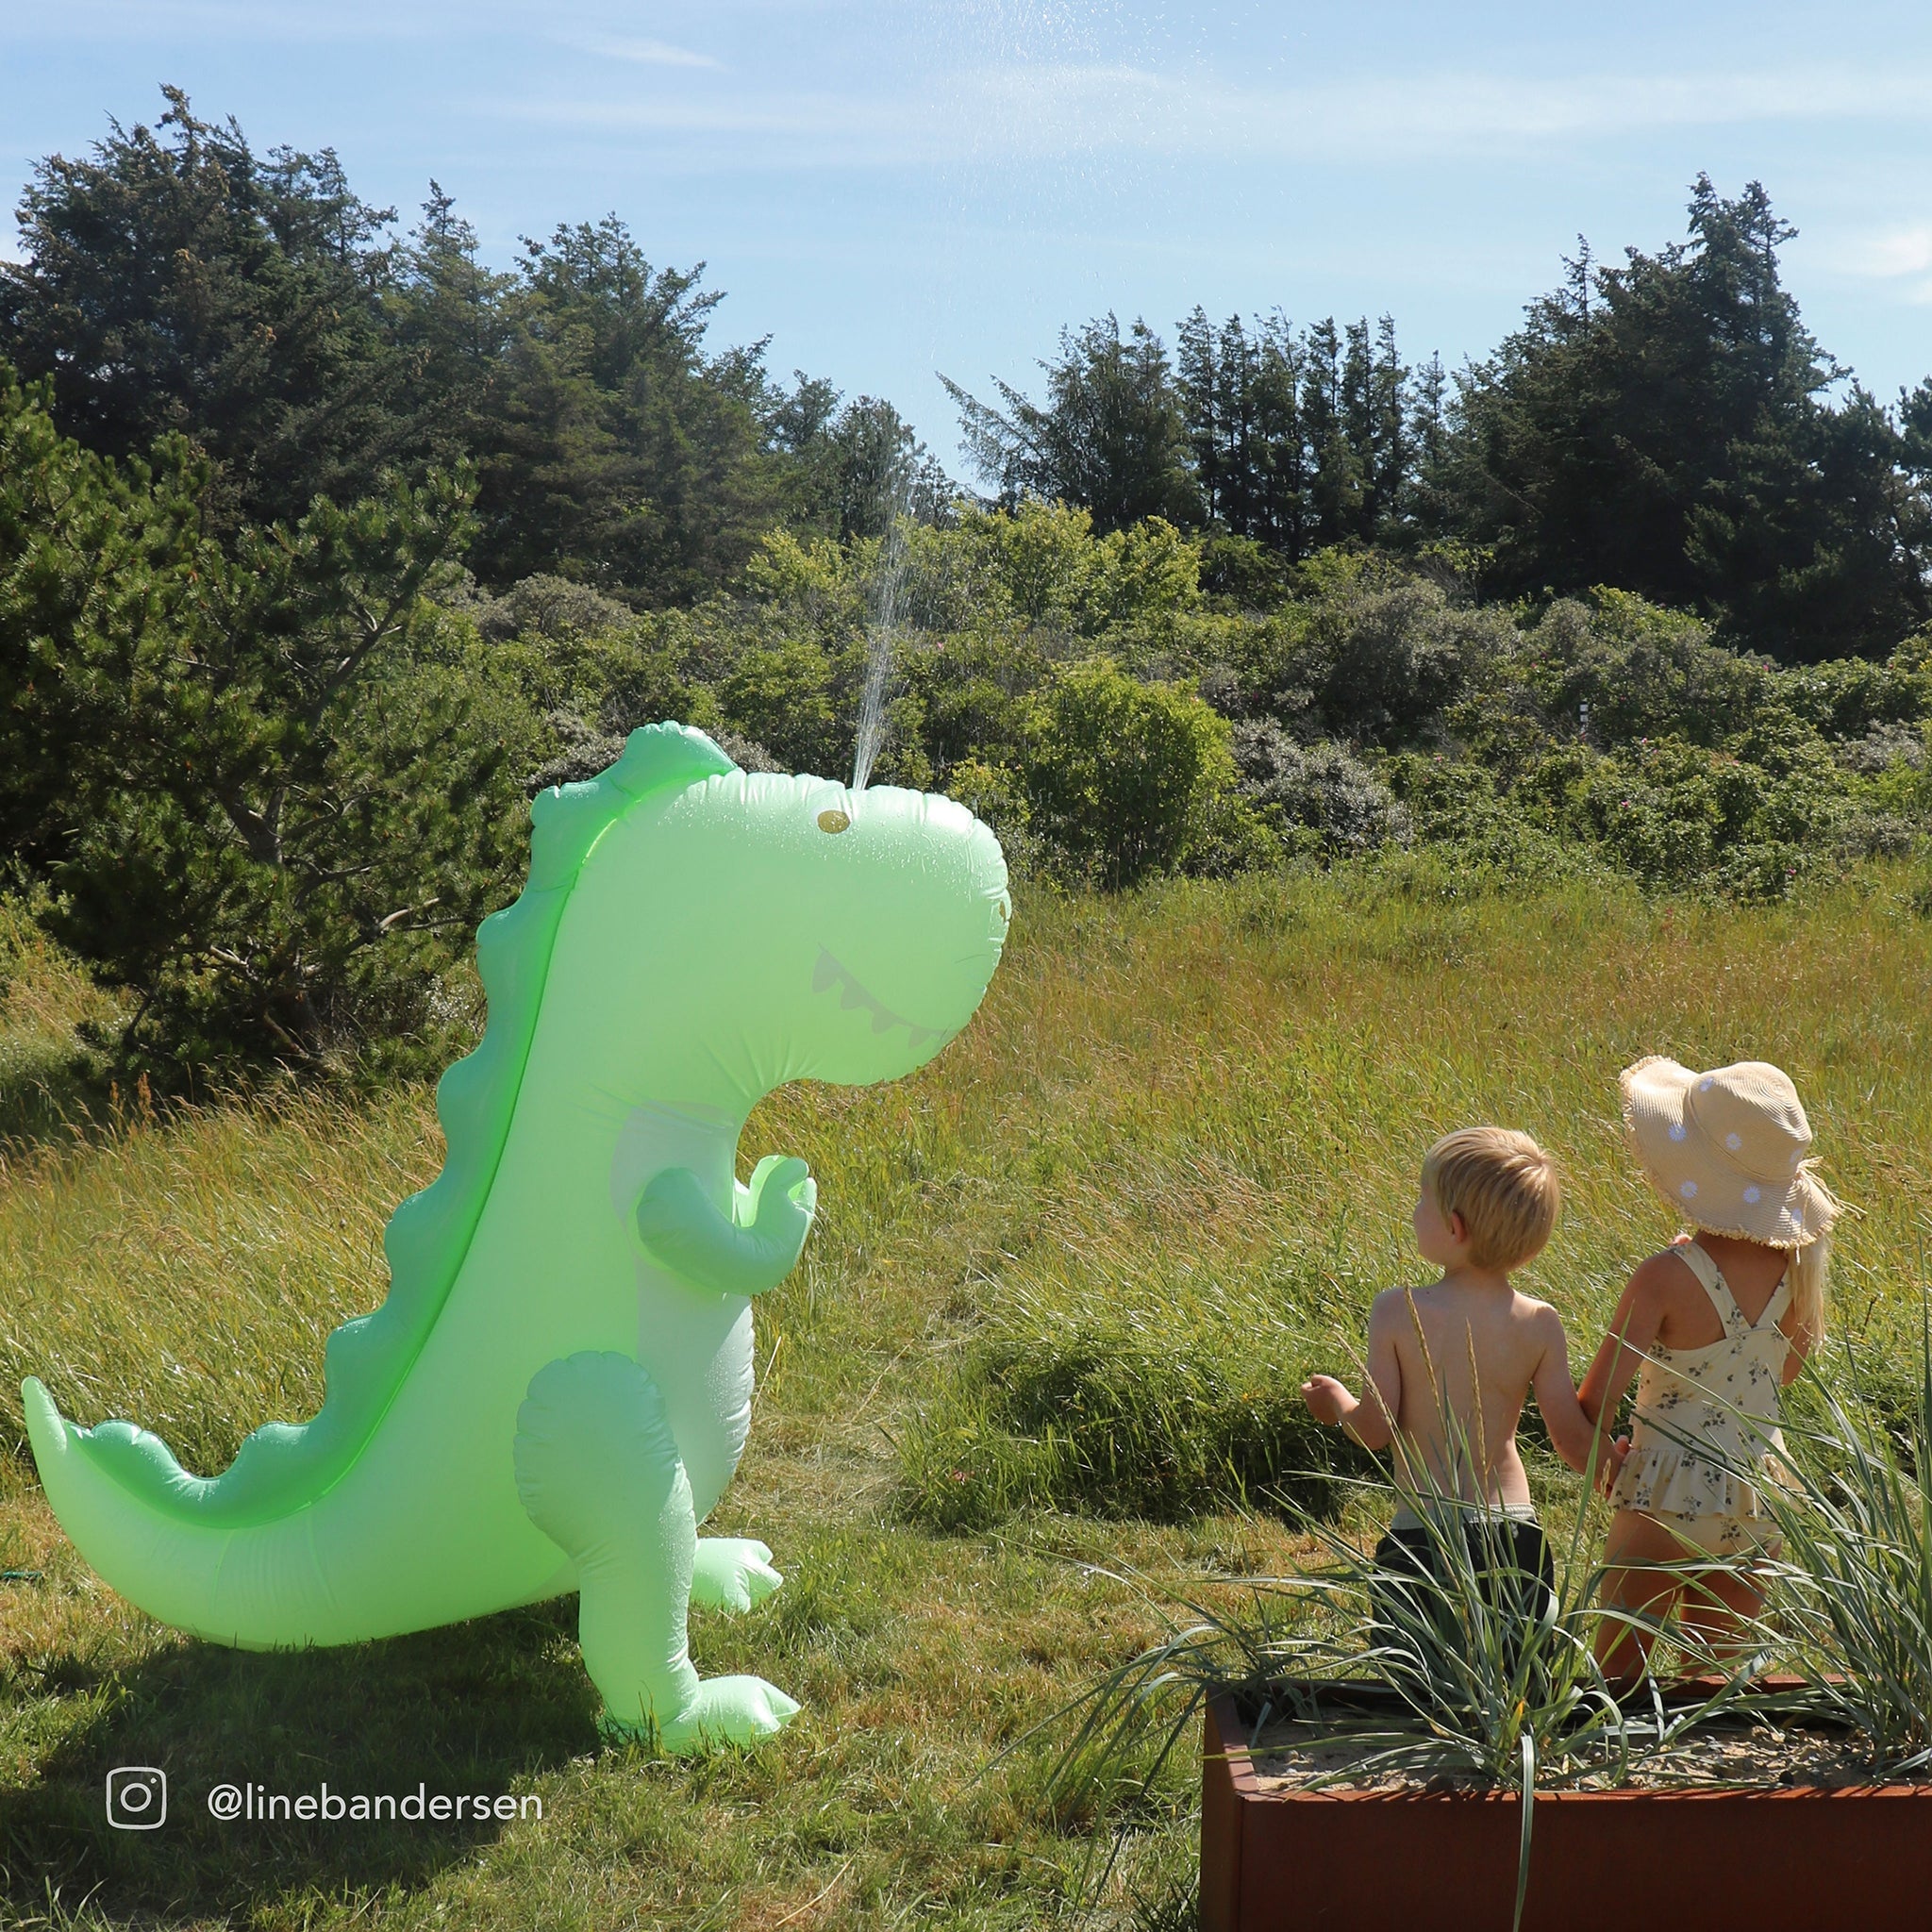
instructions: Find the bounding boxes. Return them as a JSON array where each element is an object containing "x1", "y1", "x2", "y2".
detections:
[{"x1": 1671, "y1": 1239, "x2": 1744, "y2": 1330}]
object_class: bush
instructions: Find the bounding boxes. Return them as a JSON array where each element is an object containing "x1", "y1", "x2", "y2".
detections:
[
  {"x1": 1524, "y1": 591, "x2": 1772, "y2": 749},
  {"x1": 1239, "y1": 555, "x2": 1509, "y2": 744},
  {"x1": 899, "y1": 1302, "x2": 1368, "y2": 1531},
  {"x1": 941, "y1": 757, "x2": 1046, "y2": 878},
  {"x1": 1015, "y1": 658, "x2": 1238, "y2": 888},
  {"x1": 715, "y1": 634, "x2": 844, "y2": 776},
  {"x1": 1776, "y1": 641, "x2": 1932, "y2": 741},
  {"x1": 0, "y1": 375, "x2": 535, "y2": 1083},
  {"x1": 943, "y1": 501, "x2": 1202, "y2": 638},
  {"x1": 1232, "y1": 724, "x2": 1411, "y2": 856},
  {"x1": 469, "y1": 572, "x2": 634, "y2": 643}
]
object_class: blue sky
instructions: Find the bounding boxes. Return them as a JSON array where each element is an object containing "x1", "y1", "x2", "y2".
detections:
[{"x1": 5, "y1": 1, "x2": 1931, "y2": 475}]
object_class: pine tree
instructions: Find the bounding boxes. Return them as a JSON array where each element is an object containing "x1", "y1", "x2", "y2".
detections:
[
  {"x1": 0, "y1": 89, "x2": 409, "y2": 531},
  {"x1": 941, "y1": 315, "x2": 1196, "y2": 532},
  {"x1": 1447, "y1": 177, "x2": 1932, "y2": 658},
  {"x1": 0, "y1": 371, "x2": 535, "y2": 1081}
]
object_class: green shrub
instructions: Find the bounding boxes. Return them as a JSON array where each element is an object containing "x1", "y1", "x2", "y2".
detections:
[
  {"x1": 900, "y1": 1330, "x2": 1360, "y2": 1531},
  {"x1": 1776, "y1": 641, "x2": 1932, "y2": 741},
  {"x1": 945, "y1": 501, "x2": 1202, "y2": 637},
  {"x1": 1014, "y1": 658, "x2": 1238, "y2": 888},
  {"x1": 0, "y1": 374, "x2": 539, "y2": 1082},
  {"x1": 898, "y1": 1268, "x2": 1374, "y2": 1531},
  {"x1": 715, "y1": 634, "x2": 844, "y2": 776},
  {"x1": 1233, "y1": 724, "x2": 1411, "y2": 856},
  {"x1": 1238, "y1": 555, "x2": 1509, "y2": 745},
  {"x1": 941, "y1": 756, "x2": 1046, "y2": 878},
  {"x1": 900, "y1": 628, "x2": 1052, "y2": 773},
  {"x1": 1524, "y1": 591, "x2": 1772, "y2": 748}
]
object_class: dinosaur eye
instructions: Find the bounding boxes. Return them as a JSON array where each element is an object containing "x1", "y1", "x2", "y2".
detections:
[{"x1": 816, "y1": 808, "x2": 851, "y2": 835}]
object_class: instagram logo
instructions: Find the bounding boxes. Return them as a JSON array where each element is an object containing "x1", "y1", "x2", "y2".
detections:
[{"x1": 106, "y1": 1766, "x2": 167, "y2": 1829}]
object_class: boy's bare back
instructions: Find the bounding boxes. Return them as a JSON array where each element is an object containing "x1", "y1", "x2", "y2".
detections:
[
  {"x1": 1363, "y1": 1280, "x2": 1581, "y2": 1507},
  {"x1": 1301, "y1": 1127, "x2": 1598, "y2": 1496}
]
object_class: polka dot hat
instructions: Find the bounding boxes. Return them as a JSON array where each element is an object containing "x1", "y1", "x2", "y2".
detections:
[{"x1": 1619, "y1": 1056, "x2": 1839, "y2": 1247}]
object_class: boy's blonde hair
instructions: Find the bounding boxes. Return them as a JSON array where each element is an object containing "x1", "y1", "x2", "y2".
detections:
[{"x1": 1423, "y1": 1127, "x2": 1560, "y2": 1273}]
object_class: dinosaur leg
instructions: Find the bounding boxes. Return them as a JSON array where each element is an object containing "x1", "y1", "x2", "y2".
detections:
[
  {"x1": 513, "y1": 1352, "x2": 799, "y2": 1750},
  {"x1": 691, "y1": 1538, "x2": 783, "y2": 1613}
]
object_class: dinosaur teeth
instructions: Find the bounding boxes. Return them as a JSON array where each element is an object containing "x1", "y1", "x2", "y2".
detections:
[{"x1": 812, "y1": 945, "x2": 941, "y2": 1047}]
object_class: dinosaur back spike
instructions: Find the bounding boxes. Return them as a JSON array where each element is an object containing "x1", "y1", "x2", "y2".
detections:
[{"x1": 42, "y1": 724, "x2": 738, "y2": 1529}]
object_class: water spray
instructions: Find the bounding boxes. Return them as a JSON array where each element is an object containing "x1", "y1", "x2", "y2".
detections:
[{"x1": 851, "y1": 441, "x2": 916, "y2": 792}]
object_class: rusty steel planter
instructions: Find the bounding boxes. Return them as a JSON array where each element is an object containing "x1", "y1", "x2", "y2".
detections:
[{"x1": 1201, "y1": 1690, "x2": 1932, "y2": 1932}]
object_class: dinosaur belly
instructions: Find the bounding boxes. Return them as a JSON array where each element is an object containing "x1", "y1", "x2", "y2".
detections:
[
  {"x1": 636, "y1": 1270, "x2": 754, "y2": 1521},
  {"x1": 611, "y1": 1099, "x2": 756, "y2": 1519}
]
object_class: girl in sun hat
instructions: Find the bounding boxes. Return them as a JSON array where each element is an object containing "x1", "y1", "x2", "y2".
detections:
[{"x1": 1576, "y1": 1056, "x2": 1841, "y2": 1683}]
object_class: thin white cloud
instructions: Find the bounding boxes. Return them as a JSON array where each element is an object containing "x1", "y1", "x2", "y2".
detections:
[
  {"x1": 562, "y1": 33, "x2": 723, "y2": 70},
  {"x1": 964, "y1": 61, "x2": 1932, "y2": 159},
  {"x1": 1835, "y1": 222, "x2": 1932, "y2": 307},
  {"x1": 0, "y1": 0, "x2": 454, "y2": 44},
  {"x1": 498, "y1": 57, "x2": 1932, "y2": 171},
  {"x1": 1849, "y1": 223, "x2": 1932, "y2": 278}
]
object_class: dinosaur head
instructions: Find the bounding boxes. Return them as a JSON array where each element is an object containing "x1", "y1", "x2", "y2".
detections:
[
  {"x1": 540, "y1": 725, "x2": 1009, "y2": 1101},
  {"x1": 767, "y1": 774, "x2": 1010, "y2": 1086}
]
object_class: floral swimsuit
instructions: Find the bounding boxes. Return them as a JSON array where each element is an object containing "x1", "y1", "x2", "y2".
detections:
[{"x1": 1608, "y1": 1240, "x2": 1790, "y2": 1557}]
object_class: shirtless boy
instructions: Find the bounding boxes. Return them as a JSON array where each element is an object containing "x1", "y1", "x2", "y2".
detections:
[{"x1": 1301, "y1": 1127, "x2": 1597, "y2": 1611}]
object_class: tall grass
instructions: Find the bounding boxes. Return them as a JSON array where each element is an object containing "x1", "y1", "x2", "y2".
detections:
[
  {"x1": 1758, "y1": 1307, "x2": 1932, "y2": 1773},
  {"x1": 900, "y1": 860, "x2": 1932, "y2": 1526},
  {"x1": 3, "y1": 866, "x2": 1932, "y2": 1927}
]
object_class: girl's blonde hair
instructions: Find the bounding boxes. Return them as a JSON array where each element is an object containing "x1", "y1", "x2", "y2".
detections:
[{"x1": 1784, "y1": 1229, "x2": 1831, "y2": 1349}]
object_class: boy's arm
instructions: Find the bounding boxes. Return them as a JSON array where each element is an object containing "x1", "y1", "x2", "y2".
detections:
[
  {"x1": 1302, "y1": 1295, "x2": 1401, "y2": 1452},
  {"x1": 1526, "y1": 1306, "x2": 1597, "y2": 1474}
]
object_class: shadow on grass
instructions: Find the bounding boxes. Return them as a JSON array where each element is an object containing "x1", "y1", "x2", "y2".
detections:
[
  {"x1": 0, "y1": 1038, "x2": 113, "y2": 1166},
  {"x1": 1, "y1": 1599, "x2": 600, "y2": 1923}
]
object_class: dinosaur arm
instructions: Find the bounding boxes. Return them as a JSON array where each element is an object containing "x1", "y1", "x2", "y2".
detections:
[{"x1": 635, "y1": 1158, "x2": 817, "y2": 1297}]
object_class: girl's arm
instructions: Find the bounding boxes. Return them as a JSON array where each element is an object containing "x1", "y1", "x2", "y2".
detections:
[
  {"x1": 1576, "y1": 1260, "x2": 1670, "y2": 1471},
  {"x1": 1301, "y1": 1295, "x2": 1402, "y2": 1451}
]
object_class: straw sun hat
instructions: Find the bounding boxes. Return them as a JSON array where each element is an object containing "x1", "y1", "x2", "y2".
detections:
[{"x1": 1620, "y1": 1056, "x2": 1839, "y2": 1248}]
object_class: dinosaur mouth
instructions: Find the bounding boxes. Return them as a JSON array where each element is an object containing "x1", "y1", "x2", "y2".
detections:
[{"x1": 812, "y1": 947, "x2": 947, "y2": 1052}]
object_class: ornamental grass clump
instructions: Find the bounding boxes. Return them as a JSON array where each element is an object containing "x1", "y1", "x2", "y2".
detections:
[
  {"x1": 1041, "y1": 1423, "x2": 1757, "y2": 1930},
  {"x1": 1756, "y1": 1315, "x2": 1932, "y2": 1774}
]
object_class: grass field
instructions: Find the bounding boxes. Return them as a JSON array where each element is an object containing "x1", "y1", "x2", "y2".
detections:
[{"x1": 1, "y1": 865, "x2": 1929, "y2": 1929}]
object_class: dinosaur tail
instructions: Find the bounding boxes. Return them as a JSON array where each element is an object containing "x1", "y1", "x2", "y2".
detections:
[{"x1": 22, "y1": 1378, "x2": 344, "y2": 1648}]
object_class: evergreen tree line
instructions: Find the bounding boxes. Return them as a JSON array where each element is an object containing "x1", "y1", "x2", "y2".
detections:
[
  {"x1": 4, "y1": 90, "x2": 1931, "y2": 1089},
  {"x1": 948, "y1": 311, "x2": 1433, "y2": 565},
  {"x1": 4, "y1": 92, "x2": 1928, "y2": 664},
  {"x1": 944, "y1": 180, "x2": 1932, "y2": 663},
  {"x1": 0, "y1": 90, "x2": 943, "y2": 609}
]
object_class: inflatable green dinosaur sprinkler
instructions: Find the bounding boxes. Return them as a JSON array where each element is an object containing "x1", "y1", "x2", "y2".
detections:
[{"x1": 23, "y1": 724, "x2": 1009, "y2": 1749}]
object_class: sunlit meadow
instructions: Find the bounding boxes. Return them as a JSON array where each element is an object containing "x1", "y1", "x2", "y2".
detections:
[{"x1": 1, "y1": 864, "x2": 1929, "y2": 1927}]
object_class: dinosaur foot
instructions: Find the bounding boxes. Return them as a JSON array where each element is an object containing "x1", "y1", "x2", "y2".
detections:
[
  {"x1": 604, "y1": 1675, "x2": 801, "y2": 1752},
  {"x1": 691, "y1": 1538, "x2": 783, "y2": 1613}
]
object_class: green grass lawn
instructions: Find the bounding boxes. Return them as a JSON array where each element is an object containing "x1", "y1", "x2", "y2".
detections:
[{"x1": 2, "y1": 865, "x2": 1929, "y2": 1928}]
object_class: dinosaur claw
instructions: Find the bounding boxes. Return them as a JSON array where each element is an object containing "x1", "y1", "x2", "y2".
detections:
[
  {"x1": 652, "y1": 1675, "x2": 800, "y2": 1751},
  {"x1": 691, "y1": 1536, "x2": 785, "y2": 1612}
]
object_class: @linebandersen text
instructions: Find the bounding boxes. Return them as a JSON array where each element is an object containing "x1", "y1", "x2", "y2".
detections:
[{"x1": 204, "y1": 1781, "x2": 542, "y2": 1824}]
